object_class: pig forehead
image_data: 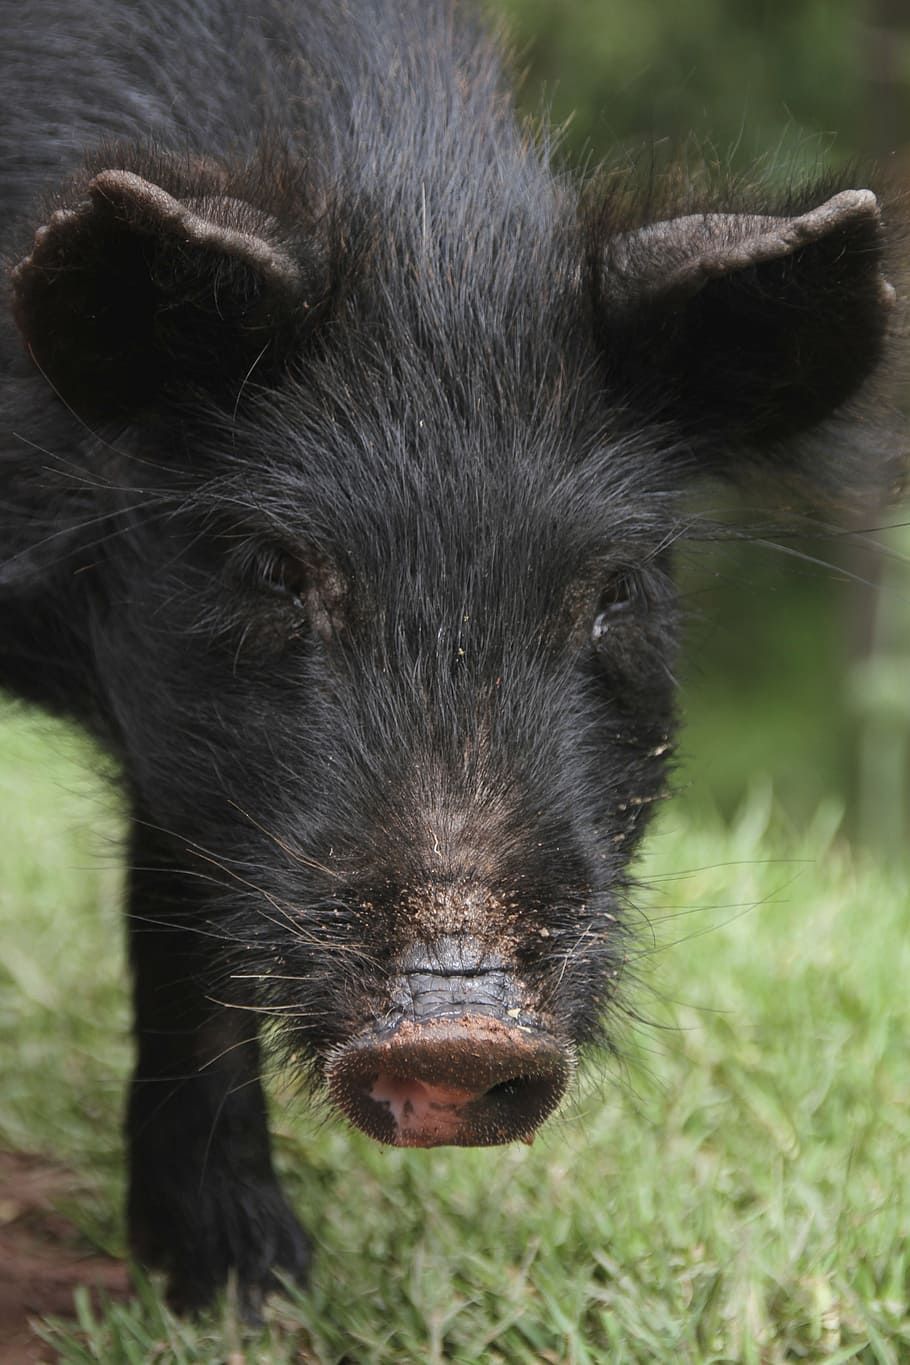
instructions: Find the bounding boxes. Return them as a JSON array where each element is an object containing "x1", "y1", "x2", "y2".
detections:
[
  {"x1": 239, "y1": 395, "x2": 676, "y2": 572},
  {"x1": 275, "y1": 472, "x2": 667, "y2": 596}
]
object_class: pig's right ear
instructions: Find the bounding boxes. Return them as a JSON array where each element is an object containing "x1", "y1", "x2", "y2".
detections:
[
  {"x1": 11, "y1": 170, "x2": 321, "y2": 417},
  {"x1": 595, "y1": 189, "x2": 903, "y2": 498}
]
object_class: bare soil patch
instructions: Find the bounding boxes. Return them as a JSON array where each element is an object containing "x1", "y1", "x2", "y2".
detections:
[{"x1": 0, "y1": 1151, "x2": 130, "y2": 1364}]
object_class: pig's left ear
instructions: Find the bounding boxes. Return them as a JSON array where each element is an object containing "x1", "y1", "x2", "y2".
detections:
[
  {"x1": 597, "y1": 189, "x2": 902, "y2": 483},
  {"x1": 11, "y1": 169, "x2": 320, "y2": 418}
]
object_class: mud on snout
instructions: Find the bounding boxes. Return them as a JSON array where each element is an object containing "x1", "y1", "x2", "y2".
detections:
[{"x1": 325, "y1": 936, "x2": 575, "y2": 1147}]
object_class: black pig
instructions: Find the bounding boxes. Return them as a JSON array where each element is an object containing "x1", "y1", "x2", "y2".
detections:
[{"x1": 1, "y1": 0, "x2": 905, "y2": 1315}]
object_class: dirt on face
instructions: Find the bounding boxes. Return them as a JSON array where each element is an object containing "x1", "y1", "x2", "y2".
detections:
[{"x1": 0, "y1": 1152, "x2": 130, "y2": 1364}]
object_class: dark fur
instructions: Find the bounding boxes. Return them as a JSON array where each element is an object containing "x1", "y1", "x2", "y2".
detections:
[{"x1": 1, "y1": 0, "x2": 905, "y2": 1313}]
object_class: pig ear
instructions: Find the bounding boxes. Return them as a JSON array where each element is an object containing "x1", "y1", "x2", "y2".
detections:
[
  {"x1": 11, "y1": 169, "x2": 319, "y2": 417},
  {"x1": 600, "y1": 189, "x2": 898, "y2": 456}
]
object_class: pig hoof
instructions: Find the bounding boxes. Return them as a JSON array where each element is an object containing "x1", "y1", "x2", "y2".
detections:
[{"x1": 130, "y1": 1178, "x2": 310, "y2": 1315}]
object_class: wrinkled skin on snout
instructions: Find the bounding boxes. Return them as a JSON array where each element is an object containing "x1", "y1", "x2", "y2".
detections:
[{"x1": 1, "y1": 0, "x2": 905, "y2": 1317}]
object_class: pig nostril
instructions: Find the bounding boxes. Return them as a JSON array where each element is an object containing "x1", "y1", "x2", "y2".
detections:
[
  {"x1": 481, "y1": 1073, "x2": 561, "y2": 1124},
  {"x1": 485, "y1": 1078, "x2": 526, "y2": 1099}
]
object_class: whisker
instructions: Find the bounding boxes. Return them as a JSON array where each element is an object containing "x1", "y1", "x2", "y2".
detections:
[{"x1": 226, "y1": 800, "x2": 339, "y2": 879}]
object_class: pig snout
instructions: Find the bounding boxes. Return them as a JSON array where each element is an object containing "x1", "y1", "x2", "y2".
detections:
[
  {"x1": 326, "y1": 940, "x2": 573, "y2": 1147},
  {"x1": 327, "y1": 1016, "x2": 571, "y2": 1148}
]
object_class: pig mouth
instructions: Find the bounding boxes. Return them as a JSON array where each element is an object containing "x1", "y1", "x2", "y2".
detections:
[{"x1": 326, "y1": 1015, "x2": 572, "y2": 1147}]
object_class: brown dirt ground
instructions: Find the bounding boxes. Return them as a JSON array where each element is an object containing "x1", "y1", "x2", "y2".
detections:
[{"x1": 0, "y1": 1151, "x2": 131, "y2": 1364}]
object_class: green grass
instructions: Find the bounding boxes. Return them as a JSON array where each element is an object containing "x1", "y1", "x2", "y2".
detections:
[{"x1": 2, "y1": 708, "x2": 909, "y2": 1363}]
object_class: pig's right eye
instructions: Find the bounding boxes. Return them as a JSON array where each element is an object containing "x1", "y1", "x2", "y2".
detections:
[{"x1": 249, "y1": 549, "x2": 309, "y2": 608}]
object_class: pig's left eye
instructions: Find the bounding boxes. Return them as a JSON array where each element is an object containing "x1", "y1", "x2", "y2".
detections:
[
  {"x1": 591, "y1": 576, "x2": 637, "y2": 644},
  {"x1": 592, "y1": 601, "x2": 630, "y2": 644}
]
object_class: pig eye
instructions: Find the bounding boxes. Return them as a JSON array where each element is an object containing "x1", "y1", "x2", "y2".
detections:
[
  {"x1": 255, "y1": 549, "x2": 309, "y2": 607},
  {"x1": 591, "y1": 576, "x2": 636, "y2": 644}
]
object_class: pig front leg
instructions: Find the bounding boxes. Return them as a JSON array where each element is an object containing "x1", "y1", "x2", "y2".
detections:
[{"x1": 125, "y1": 825, "x2": 310, "y2": 1316}]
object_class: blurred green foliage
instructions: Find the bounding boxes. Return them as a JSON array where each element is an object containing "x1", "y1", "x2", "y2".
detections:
[
  {"x1": 491, "y1": 0, "x2": 910, "y2": 838},
  {"x1": 495, "y1": 0, "x2": 868, "y2": 169}
]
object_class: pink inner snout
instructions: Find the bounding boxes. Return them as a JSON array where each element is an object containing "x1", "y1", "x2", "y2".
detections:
[{"x1": 369, "y1": 1074, "x2": 479, "y2": 1146}]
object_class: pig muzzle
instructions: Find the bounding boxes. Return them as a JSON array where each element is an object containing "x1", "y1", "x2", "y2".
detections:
[{"x1": 326, "y1": 941, "x2": 572, "y2": 1147}]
